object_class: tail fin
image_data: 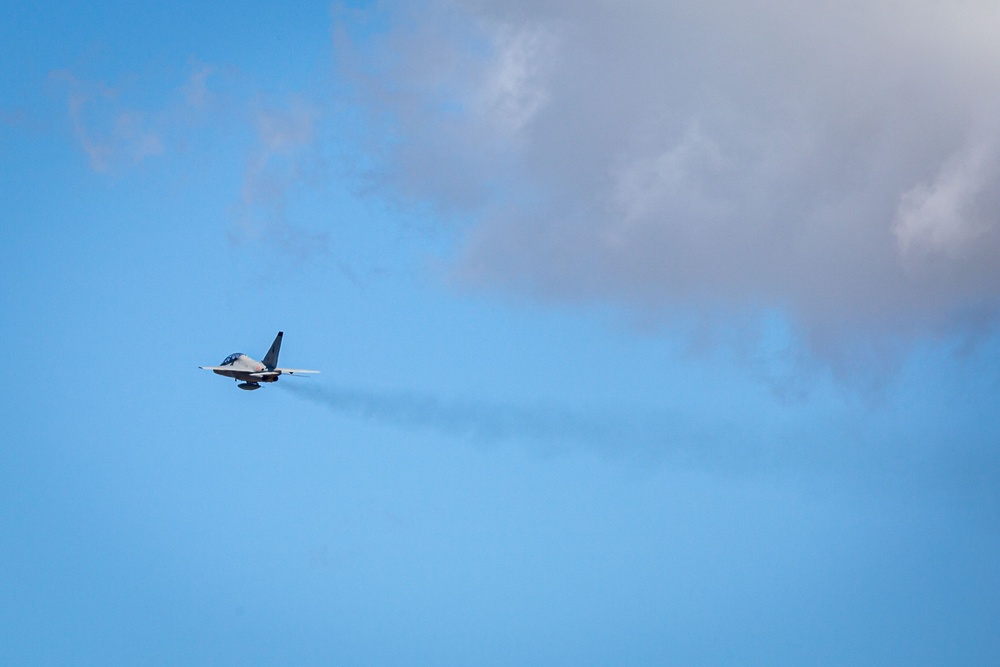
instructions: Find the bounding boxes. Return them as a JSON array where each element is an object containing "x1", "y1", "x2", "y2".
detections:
[{"x1": 262, "y1": 331, "x2": 283, "y2": 370}]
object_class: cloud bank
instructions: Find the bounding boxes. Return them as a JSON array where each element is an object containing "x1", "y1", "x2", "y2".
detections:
[{"x1": 334, "y1": 0, "x2": 1000, "y2": 357}]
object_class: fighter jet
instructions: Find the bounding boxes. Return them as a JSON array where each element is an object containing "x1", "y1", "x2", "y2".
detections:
[{"x1": 199, "y1": 331, "x2": 319, "y2": 390}]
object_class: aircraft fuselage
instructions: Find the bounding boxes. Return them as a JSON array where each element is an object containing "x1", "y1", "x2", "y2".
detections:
[{"x1": 209, "y1": 354, "x2": 278, "y2": 384}]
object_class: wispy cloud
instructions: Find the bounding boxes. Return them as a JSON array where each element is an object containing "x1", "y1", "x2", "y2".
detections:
[
  {"x1": 229, "y1": 98, "x2": 329, "y2": 261},
  {"x1": 50, "y1": 70, "x2": 165, "y2": 173},
  {"x1": 180, "y1": 62, "x2": 216, "y2": 109},
  {"x1": 0, "y1": 108, "x2": 30, "y2": 133},
  {"x1": 51, "y1": 63, "x2": 330, "y2": 262},
  {"x1": 49, "y1": 62, "x2": 226, "y2": 174}
]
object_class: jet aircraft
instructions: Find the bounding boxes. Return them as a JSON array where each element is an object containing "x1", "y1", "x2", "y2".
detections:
[{"x1": 199, "y1": 331, "x2": 319, "y2": 390}]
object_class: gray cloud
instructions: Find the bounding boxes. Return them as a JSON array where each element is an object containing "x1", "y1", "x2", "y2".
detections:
[{"x1": 334, "y1": 0, "x2": 1000, "y2": 359}]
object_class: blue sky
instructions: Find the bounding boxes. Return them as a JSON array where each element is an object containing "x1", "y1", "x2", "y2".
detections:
[{"x1": 2, "y1": 1, "x2": 1000, "y2": 664}]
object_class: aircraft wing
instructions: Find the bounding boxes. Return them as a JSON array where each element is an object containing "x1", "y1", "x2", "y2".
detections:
[{"x1": 274, "y1": 368, "x2": 320, "y2": 375}]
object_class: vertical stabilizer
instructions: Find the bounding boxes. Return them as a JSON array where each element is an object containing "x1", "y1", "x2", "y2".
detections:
[{"x1": 262, "y1": 331, "x2": 283, "y2": 370}]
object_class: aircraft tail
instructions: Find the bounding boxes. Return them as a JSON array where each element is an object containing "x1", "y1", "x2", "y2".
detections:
[{"x1": 262, "y1": 331, "x2": 283, "y2": 370}]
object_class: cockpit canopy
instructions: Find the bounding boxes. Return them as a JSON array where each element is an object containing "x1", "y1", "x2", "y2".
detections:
[{"x1": 221, "y1": 353, "x2": 244, "y2": 365}]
